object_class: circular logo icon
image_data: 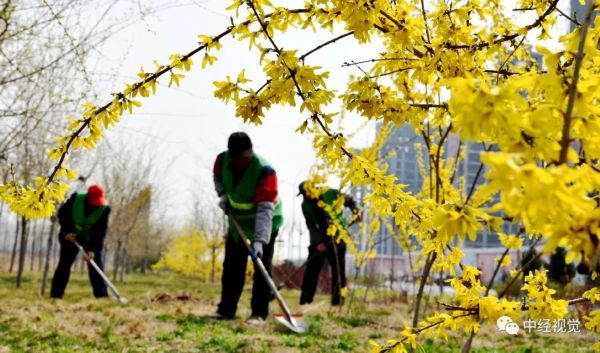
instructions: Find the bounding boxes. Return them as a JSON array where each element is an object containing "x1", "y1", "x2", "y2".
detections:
[
  {"x1": 505, "y1": 322, "x2": 520, "y2": 335},
  {"x1": 497, "y1": 316, "x2": 512, "y2": 331}
]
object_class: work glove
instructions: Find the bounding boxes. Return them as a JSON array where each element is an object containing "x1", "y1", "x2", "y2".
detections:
[
  {"x1": 84, "y1": 251, "x2": 95, "y2": 263},
  {"x1": 252, "y1": 242, "x2": 263, "y2": 259},
  {"x1": 65, "y1": 233, "x2": 76, "y2": 243},
  {"x1": 316, "y1": 242, "x2": 327, "y2": 253},
  {"x1": 218, "y1": 194, "x2": 228, "y2": 212}
]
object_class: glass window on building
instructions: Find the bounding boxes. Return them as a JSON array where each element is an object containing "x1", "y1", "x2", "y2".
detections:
[{"x1": 487, "y1": 231, "x2": 501, "y2": 245}]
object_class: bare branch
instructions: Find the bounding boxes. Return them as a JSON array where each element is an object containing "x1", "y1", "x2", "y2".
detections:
[{"x1": 559, "y1": 0, "x2": 596, "y2": 164}]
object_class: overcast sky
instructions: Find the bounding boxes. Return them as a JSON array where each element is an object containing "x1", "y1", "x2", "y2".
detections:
[
  {"x1": 83, "y1": 0, "x2": 381, "y2": 258},
  {"x1": 82, "y1": 0, "x2": 571, "y2": 259}
]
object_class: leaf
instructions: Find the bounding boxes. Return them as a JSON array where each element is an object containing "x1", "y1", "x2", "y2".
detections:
[
  {"x1": 198, "y1": 34, "x2": 212, "y2": 45},
  {"x1": 236, "y1": 69, "x2": 250, "y2": 84},
  {"x1": 182, "y1": 58, "x2": 193, "y2": 71},
  {"x1": 65, "y1": 169, "x2": 77, "y2": 181},
  {"x1": 137, "y1": 66, "x2": 148, "y2": 79},
  {"x1": 295, "y1": 120, "x2": 309, "y2": 134},
  {"x1": 168, "y1": 73, "x2": 185, "y2": 87},
  {"x1": 202, "y1": 53, "x2": 217, "y2": 69}
]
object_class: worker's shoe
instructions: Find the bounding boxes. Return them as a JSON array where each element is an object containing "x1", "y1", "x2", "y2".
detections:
[
  {"x1": 331, "y1": 295, "x2": 345, "y2": 306},
  {"x1": 299, "y1": 296, "x2": 312, "y2": 305},
  {"x1": 246, "y1": 316, "x2": 266, "y2": 326},
  {"x1": 206, "y1": 312, "x2": 234, "y2": 320},
  {"x1": 331, "y1": 299, "x2": 345, "y2": 306}
]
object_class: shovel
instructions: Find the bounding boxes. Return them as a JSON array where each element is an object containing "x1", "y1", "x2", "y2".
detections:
[
  {"x1": 73, "y1": 241, "x2": 128, "y2": 304},
  {"x1": 228, "y1": 212, "x2": 308, "y2": 334}
]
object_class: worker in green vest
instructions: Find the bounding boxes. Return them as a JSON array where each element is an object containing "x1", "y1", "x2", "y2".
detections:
[
  {"x1": 210, "y1": 132, "x2": 283, "y2": 325},
  {"x1": 298, "y1": 181, "x2": 360, "y2": 306},
  {"x1": 51, "y1": 184, "x2": 111, "y2": 298}
]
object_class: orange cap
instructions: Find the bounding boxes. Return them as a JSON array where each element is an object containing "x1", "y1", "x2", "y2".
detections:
[{"x1": 87, "y1": 184, "x2": 107, "y2": 206}]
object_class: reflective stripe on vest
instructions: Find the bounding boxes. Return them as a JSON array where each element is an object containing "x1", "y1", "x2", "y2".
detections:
[{"x1": 227, "y1": 194, "x2": 255, "y2": 211}]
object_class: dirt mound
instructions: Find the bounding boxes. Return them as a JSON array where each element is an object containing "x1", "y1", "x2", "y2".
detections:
[{"x1": 151, "y1": 293, "x2": 199, "y2": 303}]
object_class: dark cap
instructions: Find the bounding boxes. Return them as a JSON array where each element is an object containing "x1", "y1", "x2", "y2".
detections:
[
  {"x1": 297, "y1": 181, "x2": 306, "y2": 196},
  {"x1": 228, "y1": 132, "x2": 253, "y2": 158}
]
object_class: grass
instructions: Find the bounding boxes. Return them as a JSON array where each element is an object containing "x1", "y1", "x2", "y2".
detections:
[{"x1": 0, "y1": 270, "x2": 596, "y2": 352}]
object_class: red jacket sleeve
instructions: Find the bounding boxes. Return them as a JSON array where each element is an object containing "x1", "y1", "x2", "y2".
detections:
[{"x1": 254, "y1": 167, "x2": 278, "y2": 204}]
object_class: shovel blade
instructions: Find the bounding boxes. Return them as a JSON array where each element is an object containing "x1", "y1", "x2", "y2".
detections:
[
  {"x1": 273, "y1": 314, "x2": 308, "y2": 334},
  {"x1": 113, "y1": 296, "x2": 128, "y2": 304}
]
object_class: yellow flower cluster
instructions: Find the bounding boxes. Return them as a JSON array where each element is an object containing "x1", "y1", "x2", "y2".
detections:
[
  {"x1": 483, "y1": 153, "x2": 600, "y2": 264},
  {"x1": 522, "y1": 270, "x2": 569, "y2": 320},
  {"x1": 0, "y1": 26, "x2": 215, "y2": 218},
  {"x1": 4, "y1": 0, "x2": 600, "y2": 350},
  {"x1": 499, "y1": 233, "x2": 523, "y2": 250}
]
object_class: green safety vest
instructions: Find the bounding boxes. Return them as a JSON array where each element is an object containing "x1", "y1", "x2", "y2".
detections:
[
  {"x1": 301, "y1": 189, "x2": 347, "y2": 245},
  {"x1": 72, "y1": 192, "x2": 107, "y2": 240},
  {"x1": 221, "y1": 152, "x2": 283, "y2": 242}
]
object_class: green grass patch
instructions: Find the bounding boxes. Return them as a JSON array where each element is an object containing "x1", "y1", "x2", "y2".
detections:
[{"x1": 0, "y1": 270, "x2": 595, "y2": 352}]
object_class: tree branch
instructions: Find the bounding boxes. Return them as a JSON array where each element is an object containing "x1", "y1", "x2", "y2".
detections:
[
  {"x1": 379, "y1": 312, "x2": 476, "y2": 352},
  {"x1": 444, "y1": 0, "x2": 558, "y2": 50},
  {"x1": 299, "y1": 31, "x2": 354, "y2": 61},
  {"x1": 247, "y1": 1, "x2": 355, "y2": 160},
  {"x1": 44, "y1": 7, "x2": 312, "y2": 187},
  {"x1": 558, "y1": 0, "x2": 596, "y2": 164},
  {"x1": 556, "y1": 7, "x2": 581, "y2": 26},
  {"x1": 420, "y1": 0, "x2": 431, "y2": 43},
  {"x1": 464, "y1": 144, "x2": 493, "y2": 205}
]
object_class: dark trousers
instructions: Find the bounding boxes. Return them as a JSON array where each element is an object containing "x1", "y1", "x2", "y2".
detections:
[
  {"x1": 217, "y1": 232, "x2": 277, "y2": 319},
  {"x1": 300, "y1": 242, "x2": 346, "y2": 305},
  {"x1": 50, "y1": 241, "x2": 108, "y2": 299}
]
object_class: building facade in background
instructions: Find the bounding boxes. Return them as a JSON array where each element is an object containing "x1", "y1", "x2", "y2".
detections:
[{"x1": 349, "y1": 123, "x2": 523, "y2": 284}]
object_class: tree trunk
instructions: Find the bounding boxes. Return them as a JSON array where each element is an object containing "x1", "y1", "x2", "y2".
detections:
[
  {"x1": 346, "y1": 263, "x2": 362, "y2": 315},
  {"x1": 119, "y1": 233, "x2": 130, "y2": 283},
  {"x1": 8, "y1": 216, "x2": 19, "y2": 272},
  {"x1": 16, "y1": 217, "x2": 29, "y2": 288},
  {"x1": 0, "y1": 202, "x2": 6, "y2": 252},
  {"x1": 362, "y1": 272, "x2": 371, "y2": 303},
  {"x1": 40, "y1": 218, "x2": 57, "y2": 296},
  {"x1": 112, "y1": 240, "x2": 122, "y2": 282},
  {"x1": 125, "y1": 252, "x2": 131, "y2": 274},
  {"x1": 30, "y1": 221, "x2": 38, "y2": 271},
  {"x1": 461, "y1": 333, "x2": 475, "y2": 353},
  {"x1": 51, "y1": 241, "x2": 59, "y2": 270},
  {"x1": 141, "y1": 234, "x2": 148, "y2": 275},
  {"x1": 412, "y1": 252, "x2": 437, "y2": 328},
  {"x1": 119, "y1": 248, "x2": 127, "y2": 283},
  {"x1": 38, "y1": 220, "x2": 48, "y2": 271},
  {"x1": 422, "y1": 279, "x2": 434, "y2": 319}
]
